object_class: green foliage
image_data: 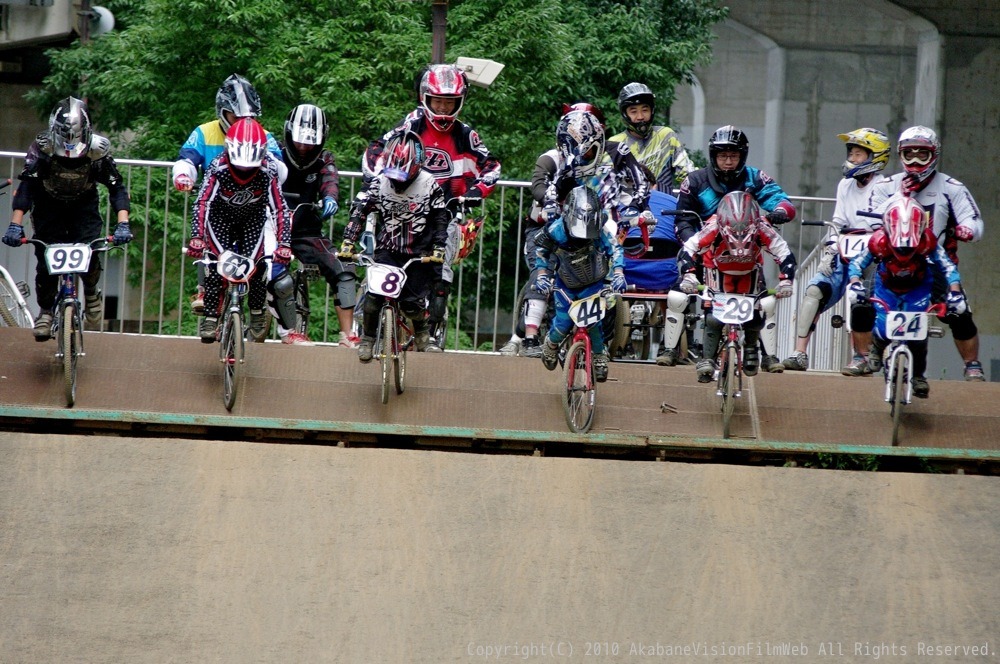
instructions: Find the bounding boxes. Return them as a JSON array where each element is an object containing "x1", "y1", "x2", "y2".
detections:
[
  {"x1": 802, "y1": 453, "x2": 881, "y2": 471},
  {"x1": 33, "y1": 0, "x2": 725, "y2": 178},
  {"x1": 32, "y1": 0, "x2": 725, "y2": 329}
]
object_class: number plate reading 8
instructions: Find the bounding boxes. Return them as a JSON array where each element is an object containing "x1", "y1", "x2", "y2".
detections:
[
  {"x1": 887, "y1": 310, "x2": 929, "y2": 341},
  {"x1": 44, "y1": 244, "x2": 92, "y2": 275},
  {"x1": 216, "y1": 251, "x2": 256, "y2": 283},
  {"x1": 839, "y1": 233, "x2": 872, "y2": 259},
  {"x1": 712, "y1": 293, "x2": 755, "y2": 325},
  {"x1": 568, "y1": 292, "x2": 606, "y2": 328},
  {"x1": 367, "y1": 263, "x2": 408, "y2": 298}
]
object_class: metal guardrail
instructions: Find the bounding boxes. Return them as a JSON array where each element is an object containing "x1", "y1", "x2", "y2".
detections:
[{"x1": 0, "y1": 151, "x2": 843, "y2": 363}]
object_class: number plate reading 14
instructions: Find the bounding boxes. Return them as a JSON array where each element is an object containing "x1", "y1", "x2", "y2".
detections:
[
  {"x1": 712, "y1": 293, "x2": 755, "y2": 325},
  {"x1": 839, "y1": 233, "x2": 872, "y2": 260},
  {"x1": 44, "y1": 244, "x2": 93, "y2": 275},
  {"x1": 568, "y1": 292, "x2": 606, "y2": 328},
  {"x1": 367, "y1": 263, "x2": 408, "y2": 298},
  {"x1": 887, "y1": 310, "x2": 929, "y2": 341},
  {"x1": 216, "y1": 251, "x2": 256, "y2": 283}
]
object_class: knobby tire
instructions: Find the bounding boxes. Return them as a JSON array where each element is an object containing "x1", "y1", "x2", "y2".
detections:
[
  {"x1": 563, "y1": 340, "x2": 596, "y2": 433},
  {"x1": 380, "y1": 306, "x2": 394, "y2": 405},
  {"x1": 62, "y1": 303, "x2": 77, "y2": 407},
  {"x1": 222, "y1": 310, "x2": 243, "y2": 411},
  {"x1": 891, "y1": 351, "x2": 907, "y2": 446},
  {"x1": 393, "y1": 311, "x2": 406, "y2": 395},
  {"x1": 721, "y1": 343, "x2": 737, "y2": 439}
]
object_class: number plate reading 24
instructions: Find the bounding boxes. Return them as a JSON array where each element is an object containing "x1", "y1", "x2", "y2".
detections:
[
  {"x1": 367, "y1": 263, "x2": 408, "y2": 299},
  {"x1": 568, "y1": 292, "x2": 606, "y2": 328},
  {"x1": 712, "y1": 293, "x2": 755, "y2": 325},
  {"x1": 886, "y1": 310, "x2": 929, "y2": 341},
  {"x1": 44, "y1": 244, "x2": 93, "y2": 275},
  {"x1": 216, "y1": 251, "x2": 256, "y2": 284}
]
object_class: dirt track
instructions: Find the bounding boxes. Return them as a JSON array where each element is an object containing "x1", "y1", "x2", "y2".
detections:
[{"x1": 1, "y1": 431, "x2": 997, "y2": 662}]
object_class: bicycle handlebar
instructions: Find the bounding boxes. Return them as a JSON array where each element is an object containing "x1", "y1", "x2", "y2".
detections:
[
  {"x1": 868, "y1": 296, "x2": 946, "y2": 318},
  {"x1": 24, "y1": 236, "x2": 115, "y2": 251}
]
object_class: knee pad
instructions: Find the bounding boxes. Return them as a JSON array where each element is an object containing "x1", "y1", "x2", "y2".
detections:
[
  {"x1": 759, "y1": 296, "x2": 778, "y2": 357},
  {"x1": 400, "y1": 300, "x2": 425, "y2": 322},
  {"x1": 428, "y1": 280, "x2": 449, "y2": 323},
  {"x1": 524, "y1": 298, "x2": 547, "y2": 328},
  {"x1": 850, "y1": 302, "x2": 875, "y2": 332},
  {"x1": 795, "y1": 285, "x2": 824, "y2": 339},
  {"x1": 335, "y1": 272, "x2": 357, "y2": 309},
  {"x1": 363, "y1": 293, "x2": 382, "y2": 320},
  {"x1": 267, "y1": 271, "x2": 297, "y2": 330},
  {"x1": 662, "y1": 290, "x2": 689, "y2": 349},
  {"x1": 947, "y1": 311, "x2": 977, "y2": 341}
]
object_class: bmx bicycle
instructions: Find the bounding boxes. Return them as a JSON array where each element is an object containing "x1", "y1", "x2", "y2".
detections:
[
  {"x1": 187, "y1": 246, "x2": 272, "y2": 411},
  {"x1": 554, "y1": 286, "x2": 615, "y2": 434},
  {"x1": 350, "y1": 252, "x2": 443, "y2": 405},
  {"x1": 869, "y1": 297, "x2": 946, "y2": 446},
  {"x1": 697, "y1": 285, "x2": 775, "y2": 439},
  {"x1": 24, "y1": 236, "x2": 119, "y2": 407}
]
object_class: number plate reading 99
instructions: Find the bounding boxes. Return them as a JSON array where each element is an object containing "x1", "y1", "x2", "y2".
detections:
[
  {"x1": 712, "y1": 293, "x2": 755, "y2": 325},
  {"x1": 367, "y1": 263, "x2": 408, "y2": 298},
  {"x1": 216, "y1": 251, "x2": 255, "y2": 283},
  {"x1": 44, "y1": 245, "x2": 93, "y2": 275},
  {"x1": 568, "y1": 292, "x2": 606, "y2": 328},
  {"x1": 887, "y1": 310, "x2": 928, "y2": 341}
]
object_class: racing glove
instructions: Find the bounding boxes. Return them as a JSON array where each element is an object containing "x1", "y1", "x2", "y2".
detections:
[
  {"x1": 431, "y1": 246, "x2": 446, "y2": 263},
  {"x1": 173, "y1": 174, "x2": 194, "y2": 192},
  {"x1": 112, "y1": 222, "x2": 133, "y2": 246},
  {"x1": 847, "y1": 281, "x2": 867, "y2": 306},
  {"x1": 766, "y1": 209, "x2": 790, "y2": 225},
  {"x1": 186, "y1": 237, "x2": 206, "y2": 259},
  {"x1": 611, "y1": 271, "x2": 627, "y2": 294},
  {"x1": 679, "y1": 273, "x2": 700, "y2": 295},
  {"x1": 2, "y1": 223, "x2": 24, "y2": 248},
  {"x1": 953, "y1": 225, "x2": 974, "y2": 242},
  {"x1": 273, "y1": 244, "x2": 293, "y2": 265},
  {"x1": 338, "y1": 241, "x2": 354, "y2": 258},
  {"x1": 533, "y1": 271, "x2": 553, "y2": 295},
  {"x1": 946, "y1": 290, "x2": 968, "y2": 316},
  {"x1": 320, "y1": 197, "x2": 339, "y2": 219},
  {"x1": 775, "y1": 279, "x2": 793, "y2": 299}
]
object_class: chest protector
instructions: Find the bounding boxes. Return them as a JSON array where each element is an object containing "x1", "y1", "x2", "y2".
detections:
[
  {"x1": 554, "y1": 242, "x2": 609, "y2": 289},
  {"x1": 43, "y1": 159, "x2": 94, "y2": 200}
]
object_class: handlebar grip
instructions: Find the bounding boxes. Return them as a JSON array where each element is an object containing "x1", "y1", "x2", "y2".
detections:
[
  {"x1": 0, "y1": 178, "x2": 12, "y2": 191},
  {"x1": 800, "y1": 220, "x2": 828, "y2": 226},
  {"x1": 857, "y1": 210, "x2": 882, "y2": 219}
]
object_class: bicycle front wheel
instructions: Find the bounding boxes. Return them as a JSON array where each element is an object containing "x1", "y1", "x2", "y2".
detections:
[
  {"x1": 393, "y1": 312, "x2": 406, "y2": 395},
  {"x1": 221, "y1": 310, "x2": 244, "y2": 411},
  {"x1": 379, "y1": 306, "x2": 394, "y2": 404},
  {"x1": 721, "y1": 344, "x2": 738, "y2": 439},
  {"x1": 0, "y1": 278, "x2": 32, "y2": 328},
  {"x1": 61, "y1": 303, "x2": 79, "y2": 407},
  {"x1": 890, "y1": 352, "x2": 907, "y2": 446},
  {"x1": 563, "y1": 340, "x2": 596, "y2": 433},
  {"x1": 293, "y1": 271, "x2": 310, "y2": 335}
]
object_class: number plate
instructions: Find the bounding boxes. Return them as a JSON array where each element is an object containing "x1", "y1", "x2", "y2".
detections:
[
  {"x1": 712, "y1": 293, "x2": 755, "y2": 325},
  {"x1": 567, "y1": 292, "x2": 606, "y2": 328},
  {"x1": 838, "y1": 233, "x2": 872, "y2": 260},
  {"x1": 367, "y1": 263, "x2": 408, "y2": 298},
  {"x1": 216, "y1": 251, "x2": 256, "y2": 283},
  {"x1": 886, "y1": 310, "x2": 929, "y2": 341},
  {"x1": 44, "y1": 244, "x2": 93, "y2": 275}
]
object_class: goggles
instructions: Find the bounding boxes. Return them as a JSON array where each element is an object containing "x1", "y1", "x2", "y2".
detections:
[{"x1": 900, "y1": 147, "x2": 933, "y2": 166}]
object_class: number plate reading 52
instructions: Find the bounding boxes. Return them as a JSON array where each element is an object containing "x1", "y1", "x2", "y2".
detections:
[
  {"x1": 44, "y1": 244, "x2": 93, "y2": 275},
  {"x1": 712, "y1": 293, "x2": 755, "y2": 325},
  {"x1": 567, "y1": 292, "x2": 607, "y2": 328},
  {"x1": 367, "y1": 263, "x2": 408, "y2": 298},
  {"x1": 887, "y1": 310, "x2": 929, "y2": 341}
]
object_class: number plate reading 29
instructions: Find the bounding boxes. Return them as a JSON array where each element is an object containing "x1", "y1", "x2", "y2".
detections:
[
  {"x1": 712, "y1": 293, "x2": 755, "y2": 325},
  {"x1": 44, "y1": 244, "x2": 93, "y2": 275},
  {"x1": 567, "y1": 292, "x2": 606, "y2": 328},
  {"x1": 367, "y1": 263, "x2": 408, "y2": 299},
  {"x1": 886, "y1": 310, "x2": 929, "y2": 341},
  {"x1": 216, "y1": 251, "x2": 256, "y2": 284}
]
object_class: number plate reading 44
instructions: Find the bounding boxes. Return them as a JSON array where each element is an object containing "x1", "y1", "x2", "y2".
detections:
[
  {"x1": 887, "y1": 310, "x2": 929, "y2": 341},
  {"x1": 367, "y1": 263, "x2": 408, "y2": 298},
  {"x1": 216, "y1": 251, "x2": 256, "y2": 283},
  {"x1": 568, "y1": 292, "x2": 606, "y2": 328},
  {"x1": 44, "y1": 244, "x2": 93, "y2": 275},
  {"x1": 712, "y1": 293, "x2": 755, "y2": 325}
]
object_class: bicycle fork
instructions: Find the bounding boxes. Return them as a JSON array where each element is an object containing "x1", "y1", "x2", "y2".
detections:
[
  {"x1": 715, "y1": 327, "x2": 743, "y2": 398},
  {"x1": 884, "y1": 344, "x2": 913, "y2": 405}
]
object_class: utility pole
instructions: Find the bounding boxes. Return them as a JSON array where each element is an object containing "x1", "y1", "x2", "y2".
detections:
[{"x1": 431, "y1": 0, "x2": 447, "y2": 64}]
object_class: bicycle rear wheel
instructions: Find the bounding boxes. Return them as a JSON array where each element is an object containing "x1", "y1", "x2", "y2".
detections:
[
  {"x1": 221, "y1": 310, "x2": 244, "y2": 411},
  {"x1": 563, "y1": 340, "x2": 596, "y2": 433},
  {"x1": 890, "y1": 352, "x2": 907, "y2": 446},
  {"x1": 721, "y1": 343, "x2": 737, "y2": 439},
  {"x1": 0, "y1": 278, "x2": 32, "y2": 328},
  {"x1": 61, "y1": 303, "x2": 78, "y2": 407},
  {"x1": 379, "y1": 306, "x2": 394, "y2": 404},
  {"x1": 293, "y1": 271, "x2": 310, "y2": 335},
  {"x1": 393, "y1": 312, "x2": 406, "y2": 395}
]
